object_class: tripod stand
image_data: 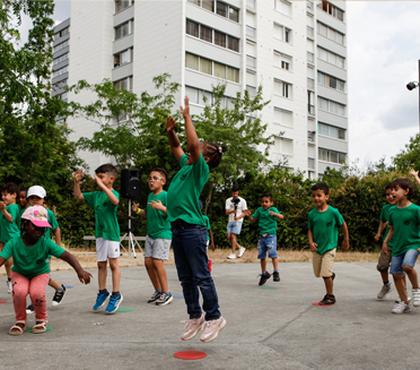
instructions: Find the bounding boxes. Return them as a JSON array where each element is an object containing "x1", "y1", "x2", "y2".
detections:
[{"x1": 120, "y1": 199, "x2": 142, "y2": 258}]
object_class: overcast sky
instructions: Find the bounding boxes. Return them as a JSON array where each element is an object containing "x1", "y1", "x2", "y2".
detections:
[{"x1": 51, "y1": 1, "x2": 420, "y2": 168}]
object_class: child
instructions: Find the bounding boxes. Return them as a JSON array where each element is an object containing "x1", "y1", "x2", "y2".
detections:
[
  {"x1": 244, "y1": 194, "x2": 284, "y2": 286},
  {"x1": 0, "y1": 205, "x2": 91, "y2": 335},
  {"x1": 0, "y1": 182, "x2": 20, "y2": 293},
  {"x1": 308, "y1": 183, "x2": 350, "y2": 305},
  {"x1": 374, "y1": 183, "x2": 397, "y2": 300},
  {"x1": 382, "y1": 178, "x2": 420, "y2": 314},
  {"x1": 132, "y1": 168, "x2": 173, "y2": 306},
  {"x1": 166, "y1": 96, "x2": 225, "y2": 343},
  {"x1": 24, "y1": 186, "x2": 67, "y2": 313},
  {"x1": 73, "y1": 164, "x2": 123, "y2": 314}
]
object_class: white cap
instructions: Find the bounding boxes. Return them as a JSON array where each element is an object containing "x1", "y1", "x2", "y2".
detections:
[{"x1": 26, "y1": 185, "x2": 47, "y2": 199}]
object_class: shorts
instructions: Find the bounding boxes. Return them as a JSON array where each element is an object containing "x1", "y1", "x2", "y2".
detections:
[
  {"x1": 390, "y1": 249, "x2": 419, "y2": 275},
  {"x1": 257, "y1": 234, "x2": 278, "y2": 259},
  {"x1": 96, "y1": 238, "x2": 120, "y2": 262},
  {"x1": 377, "y1": 249, "x2": 392, "y2": 272},
  {"x1": 312, "y1": 248, "x2": 336, "y2": 278},
  {"x1": 144, "y1": 236, "x2": 171, "y2": 260},
  {"x1": 227, "y1": 221, "x2": 242, "y2": 235}
]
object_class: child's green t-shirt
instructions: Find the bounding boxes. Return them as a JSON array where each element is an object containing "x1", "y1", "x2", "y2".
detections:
[
  {"x1": 308, "y1": 205, "x2": 344, "y2": 255},
  {"x1": 379, "y1": 203, "x2": 395, "y2": 241},
  {"x1": 146, "y1": 191, "x2": 172, "y2": 240},
  {"x1": 0, "y1": 203, "x2": 21, "y2": 243},
  {"x1": 45, "y1": 208, "x2": 59, "y2": 239},
  {"x1": 203, "y1": 215, "x2": 211, "y2": 241},
  {"x1": 0, "y1": 235, "x2": 65, "y2": 279},
  {"x1": 167, "y1": 154, "x2": 209, "y2": 227},
  {"x1": 83, "y1": 190, "x2": 120, "y2": 242},
  {"x1": 252, "y1": 206, "x2": 281, "y2": 236},
  {"x1": 388, "y1": 203, "x2": 420, "y2": 257}
]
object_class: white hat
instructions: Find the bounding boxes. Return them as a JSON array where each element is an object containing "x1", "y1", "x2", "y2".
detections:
[{"x1": 26, "y1": 185, "x2": 47, "y2": 199}]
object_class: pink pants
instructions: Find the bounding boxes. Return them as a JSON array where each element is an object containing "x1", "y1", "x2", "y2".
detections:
[{"x1": 11, "y1": 272, "x2": 49, "y2": 323}]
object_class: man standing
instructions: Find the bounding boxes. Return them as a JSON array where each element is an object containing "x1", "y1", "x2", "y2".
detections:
[{"x1": 226, "y1": 186, "x2": 247, "y2": 259}]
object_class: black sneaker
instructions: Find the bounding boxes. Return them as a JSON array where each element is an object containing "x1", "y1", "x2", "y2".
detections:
[
  {"x1": 147, "y1": 291, "x2": 161, "y2": 304},
  {"x1": 52, "y1": 284, "x2": 67, "y2": 306},
  {"x1": 319, "y1": 294, "x2": 336, "y2": 305},
  {"x1": 273, "y1": 271, "x2": 280, "y2": 282},
  {"x1": 258, "y1": 271, "x2": 271, "y2": 286},
  {"x1": 26, "y1": 304, "x2": 34, "y2": 314},
  {"x1": 155, "y1": 292, "x2": 174, "y2": 306}
]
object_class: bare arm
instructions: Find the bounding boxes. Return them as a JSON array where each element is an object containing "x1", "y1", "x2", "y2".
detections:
[
  {"x1": 72, "y1": 170, "x2": 84, "y2": 201},
  {"x1": 54, "y1": 227, "x2": 62, "y2": 246},
  {"x1": 59, "y1": 251, "x2": 92, "y2": 284},
  {"x1": 341, "y1": 222, "x2": 350, "y2": 251},
  {"x1": 308, "y1": 229, "x2": 317, "y2": 252},
  {"x1": 0, "y1": 256, "x2": 5, "y2": 268},
  {"x1": 382, "y1": 225, "x2": 394, "y2": 255},
  {"x1": 95, "y1": 176, "x2": 119, "y2": 205},
  {"x1": 0, "y1": 207, "x2": 13, "y2": 223},
  {"x1": 374, "y1": 221, "x2": 387, "y2": 241},
  {"x1": 410, "y1": 169, "x2": 420, "y2": 186},
  {"x1": 166, "y1": 116, "x2": 184, "y2": 161},
  {"x1": 149, "y1": 200, "x2": 167, "y2": 214},
  {"x1": 181, "y1": 96, "x2": 201, "y2": 164}
]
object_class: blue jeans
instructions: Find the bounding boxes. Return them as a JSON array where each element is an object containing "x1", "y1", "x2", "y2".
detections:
[
  {"x1": 172, "y1": 223, "x2": 221, "y2": 321},
  {"x1": 390, "y1": 249, "x2": 419, "y2": 275},
  {"x1": 258, "y1": 234, "x2": 278, "y2": 259},
  {"x1": 227, "y1": 221, "x2": 242, "y2": 235}
]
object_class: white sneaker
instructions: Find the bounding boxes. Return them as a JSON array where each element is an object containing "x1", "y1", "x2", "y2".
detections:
[
  {"x1": 237, "y1": 246, "x2": 246, "y2": 258},
  {"x1": 227, "y1": 253, "x2": 237, "y2": 260},
  {"x1": 412, "y1": 289, "x2": 420, "y2": 307},
  {"x1": 391, "y1": 301, "x2": 411, "y2": 314},
  {"x1": 200, "y1": 316, "x2": 227, "y2": 343},
  {"x1": 181, "y1": 314, "x2": 204, "y2": 341},
  {"x1": 6, "y1": 280, "x2": 12, "y2": 294}
]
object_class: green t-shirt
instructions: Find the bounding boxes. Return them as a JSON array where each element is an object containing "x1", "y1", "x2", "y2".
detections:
[
  {"x1": 83, "y1": 190, "x2": 120, "y2": 242},
  {"x1": 379, "y1": 203, "x2": 395, "y2": 241},
  {"x1": 252, "y1": 206, "x2": 281, "y2": 236},
  {"x1": 0, "y1": 235, "x2": 65, "y2": 279},
  {"x1": 0, "y1": 203, "x2": 21, "y2": 243},
  {"x1": 308, "y1": 205, "x2": 344, "y2": 255},
  {"x1": 388, "y1": 203, "x2": 420, "y2": 257},
  {"x1": 203, "y1": 215, "x2": 211, "y2": 241},
  {"x1": 167, "y1": 154, "x2": 209, "y2": 226},
  {"x1": 146, "y1": 191, "x2": 172, "y2": 240},
  {"x1": 45, "y1": 208, "x2": 59, "y2": 239}
]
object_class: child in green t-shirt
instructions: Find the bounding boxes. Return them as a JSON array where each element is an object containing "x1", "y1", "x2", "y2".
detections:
[
  {"x1": 307, "y1": 183, "x2": 350, "y2": 305},
  {"x1": 132, "y1": 168, "x2": 173, "y2": 307},
  {"x1": 0, "y1": 205, "x2": 91, "y2": 336},
  {"x1": 383, "y1": 178, "x2": 420, "y2": 314},
  {"x1": 166, "y1": 96, "x2": 226, "y2": 343},
  {"x1": 244, "y1": 194, "x2": 284, "y2": 286},
  {"x1": 73, "y1": 163, "x2": 122, "y2": 315},
  {"x1": 0, "y1": 182, "x2": 20, "y2": 293},
  {"x1": 374, "y1": 183, "x2": 397, "y2": 300}
]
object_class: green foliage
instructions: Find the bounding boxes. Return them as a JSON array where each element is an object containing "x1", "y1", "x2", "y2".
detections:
[{"x1": 393, "y1": 134, "x2": 420, "y2": 171}]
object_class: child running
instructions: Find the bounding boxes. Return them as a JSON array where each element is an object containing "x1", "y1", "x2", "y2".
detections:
[
  {"x1": 0, "y1": 183, "x2": 20, "y2": 293},
  {"x1": 382, "y1": 178, "x2": 420, "y2": 314},
  {"x1": 0, "y1": 205, "x2": 91, "y2": 335},
  {"x1": 73, "y1": 164, "x2": 123, "y2": 314},
  {"x1": 132, "y1": 168, "x2": 173, "y2": 306},
  {"x1": 244, "y1": 194, "x2": 284, "y2": 286},
  {"x1": 308, "y1": 183, "x2": 350, "y2": 305},
  {"x1": 374, "y1": 183, "x2": 397, "y2": 300},
  {"x1": 166, "y1": 96, "x2": 225, "y2": 343}
]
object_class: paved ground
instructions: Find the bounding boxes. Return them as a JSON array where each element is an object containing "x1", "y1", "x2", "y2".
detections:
[{"x1": 0, "y1": 261, "x2": 418, "y2": 370}]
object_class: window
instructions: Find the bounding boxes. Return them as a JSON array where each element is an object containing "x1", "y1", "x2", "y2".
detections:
[
  {"x1": 52, "y1": 66, "x2": 68, "y2": 79},
  {"x1": 216, "y1": 1, "x2": 228, "y2": 17},
  {"x1": 274, "y1": 51, "x2": 292, "y2": 71},
  {"x1": 54, "y1": 40, "x2": 69, "y2": 51},
  {"x1": 53, "y1": 54, "x2": 68, "y2": 65},
  {"x1": 274, "y1": 79, "x2": 292, "y2": 99},
  {"x1": 247, "y1": 55, "x2": 257, "y2": 69},
  {"x1": 214, "y1": 30, "x2": 226, "y2": 47},
  {"x1": 113, "y1": 48, "x2": 133, "y2": 68},
  {"x1": 318, "y1": 97, "x2": 346, "y2": 116},
  {"x1": 320, "y1": 0, "x2": 344, "y2": 21},
  {"x1": 214, "y1": 62, "x2": 226, "y2": 79},
  {"x1": 317, "y1": 71, "x2": 345, "y2": 91},
  {"x1": 308, "y1": 90, "x2": 315, "y2": 114},
  {"x1": 273, "y1": 23, "x2": 292, "y2": 44},
  {"x1": 317, "y1": 22, "x2": 345, "y2": 45},
  {"x1": 307, "y1": 78, "x2": 315, "y2": 90},
  {"x1": 229, "y1": 6, "x2": 239, "y2": 22},
  {"x1": 227, "y1": 35, "x2": 239, "y2": 52},
  {"x1": 226, "y1": 66, "x2": 239, "y2": 83},
  {"x1": 186, "y1": 86, "x2": 199, "y2": 104},
  {"x1": 186, "y1": 53, "x2": 199, "y2": 70},
  {"x1": 247, "y1": 0, "x2": 256, "y2": 10},
  {"x1": 274, "y1": 0, "x2": 292, "y2": 16},
  {"x1": 318, "y1": 47, "x2": 345, "y2": 69},
  {"x1": 274, "y1": 107, "x2": 293, "y2": 127},
  {"x1": 200, "y1": 24, "x2": 212, "y2": 42},
  {"x1": 307, "y1": 25, "x2": 314, "y2": 39},
  {"x1": 115, "y1": 19, "x2": 134, "y2": 40},
  {"x1": 188, "y1": 0, "x2": 201, "y2": 5},
  {"x1": 54, "y1": 27, "x2": 69, "y2": 40},
  {"x1": 113, "y1": 76, "x2": 133, "y2": 91},
  {"x1": 318, "y1": 122, "x2": 346, "y2": 140},
  {"x1": 186, "y1": 19, "x2": 199, "y2": 38},
  {"x1": 115, "y1": 0, "x2": 133, "y2": 13},
  {"x1": 246, "y1": 26, "x2": 256, "y2": 40},
  {"x1": 278, "y1": 137, "x2": 294, "y2": 155},
  {"x1": 307, "y1": 51, "x2": 314, "y2": 64},
  {"x1": 192, "y1": 0, "x2": 239, "y2": 22},
  {"x1": 200, "y1": 57, "x2": 212, "y2": 74},
  {"x1": 247, "y1": 69, "x2": 257, "y2": 86},
  {"x1": 308, "y1": 158, "x2": 315, "y2": 169},
  {"x1": 319, "y1": 148, "x2": 346, "y2": 164},
  {"x1": 202, "y1": 0, "x2": 214, "y2": 11},
  {"x1": 246, "y1": 85, "x2": 257, "y2": 98}
]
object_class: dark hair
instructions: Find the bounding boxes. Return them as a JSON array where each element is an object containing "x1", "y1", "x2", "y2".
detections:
[
  {"x1": 261, "y1": 193, "x2": 273, "y2": 201},
  {"x1": 95, "y1": 163, "x2": 118, "y2": 177},
  {"x1": 206, "y1": 142, "x2": 223, "y2": 170},
  {"x1": 2, "y1": 182, "x2": 18, "y2": 195},
  {"x1": 390, "y1": 178, "x2": 414, "y2": 197},
  {"x1": 150, "y1": 167, "x2": 168, "y2": 181},
  {"x1": 384, "y1": 182, "x2": 393, "y2": 192},
  {"x1": 311, "y1": 182, "x2": 330, "y2": 195},
  {"x1": 232, "y1": 183, "x2": 239, "y2": 192}
]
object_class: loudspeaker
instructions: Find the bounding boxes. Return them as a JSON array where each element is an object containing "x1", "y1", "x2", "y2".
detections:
[{"x1": 120, "y1": 168, "x2": 141, "y2": 200}]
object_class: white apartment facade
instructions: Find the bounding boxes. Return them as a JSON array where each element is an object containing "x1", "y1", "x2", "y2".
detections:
[{"x1": 52, "y1": 0, "x2": 348, "y2": 176}]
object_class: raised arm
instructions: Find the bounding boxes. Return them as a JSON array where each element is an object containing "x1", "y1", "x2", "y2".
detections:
[
  {"x1": 180, "y1": 96, "x2": 201, "y2": 164},
  {"x1": 95, "y1": 176, "x2": 119, "y2": 205},
  {"x1": 410, "y1": 169, "x2": 420, "y2": 186},
  {"x1": 72, "y1": 170, "x2": 85, "y2": 201},
  {"x1": 60, "y1": 251, "x2": 92, "y2": 284},
  {"x1": 166, "y1": 116, "x2": 184, "y2": 161}
]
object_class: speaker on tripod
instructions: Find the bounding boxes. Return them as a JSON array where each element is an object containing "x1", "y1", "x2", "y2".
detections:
[{"x1": 120, "y1": 168, "x2": 142, "y2": 257}]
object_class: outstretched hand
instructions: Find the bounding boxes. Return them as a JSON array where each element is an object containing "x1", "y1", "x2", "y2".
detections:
[
  {"x1": 166, "y1": 116, "x2": 176, "y2": 132},
  {"x1": 410, "y1": 169, "x2": 419, "y2": 178},
  {"x1": 149, "y1": 200, "x2": 165, "y2": 211},
  {"x1": 180, "y1": 96, "x2": 190, "y2": 118},
  {"x1": 73, "y1": 169, "x2": 85, "y2": 183},
  {"x1": 78, "y1": 270, "x2": 93, "y2": 284}
]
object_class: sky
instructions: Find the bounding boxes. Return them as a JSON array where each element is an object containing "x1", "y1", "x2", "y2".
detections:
[{"x1": 40, "y1": 1, "x2": 420, "y2": 168}]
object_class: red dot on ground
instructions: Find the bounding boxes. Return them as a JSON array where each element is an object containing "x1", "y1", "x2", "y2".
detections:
[{"x1": 173, "y1": 351, "x2": 207, "y2": 361}]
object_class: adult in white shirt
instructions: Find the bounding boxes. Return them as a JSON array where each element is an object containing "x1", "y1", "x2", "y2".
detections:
[{"x1": 225, "y1": 187, "x2": 247, "y2": 259}]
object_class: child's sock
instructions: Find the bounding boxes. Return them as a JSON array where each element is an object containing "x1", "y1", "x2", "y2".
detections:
[
  {"x1": 111, "y1": 291, "x2": 121, "y2": 297},
  {"x1": 99, "y1": 289, "x2": 108, "y2": 294}
]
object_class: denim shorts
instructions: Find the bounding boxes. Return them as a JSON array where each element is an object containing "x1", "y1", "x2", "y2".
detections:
[
  {"x1": 227, "y1": 221, "x2": 242, "y2": 235},
  {"x1": 390, "y1": 249, "x2": 419, "y2": 275},
  {"x1": 257, "y1": 234, "x2": 278, "y2": 259}
]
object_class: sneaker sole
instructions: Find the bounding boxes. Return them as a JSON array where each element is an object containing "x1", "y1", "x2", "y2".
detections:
[
  {"x1": 105, "y1": 295, "x2": 124, "y2": 315},
  {"x1": 52, "y1": 292, "x2": 67, "y2": 307},
  {"x1": 200, "y1": 318, "x2": 227, "y2": 343},
  {"x1": 156, "y1": 295, "x2": 174, "y2": 306},
  {"x1": 181, "y1": 322, "x2": 204, "y2": 341}
]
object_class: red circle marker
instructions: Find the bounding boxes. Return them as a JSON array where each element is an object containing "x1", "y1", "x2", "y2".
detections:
[
  {"x1": 0, "y1": 299, "x2": 7, "y2": 304},
  {"x1": 173, "y1": 351, "x2": 207, "y2": 361}
]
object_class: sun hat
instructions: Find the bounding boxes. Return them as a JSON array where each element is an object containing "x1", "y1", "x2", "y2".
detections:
[{"x1": 21, "y1": 205, "x2": 51, "y2": 228}]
